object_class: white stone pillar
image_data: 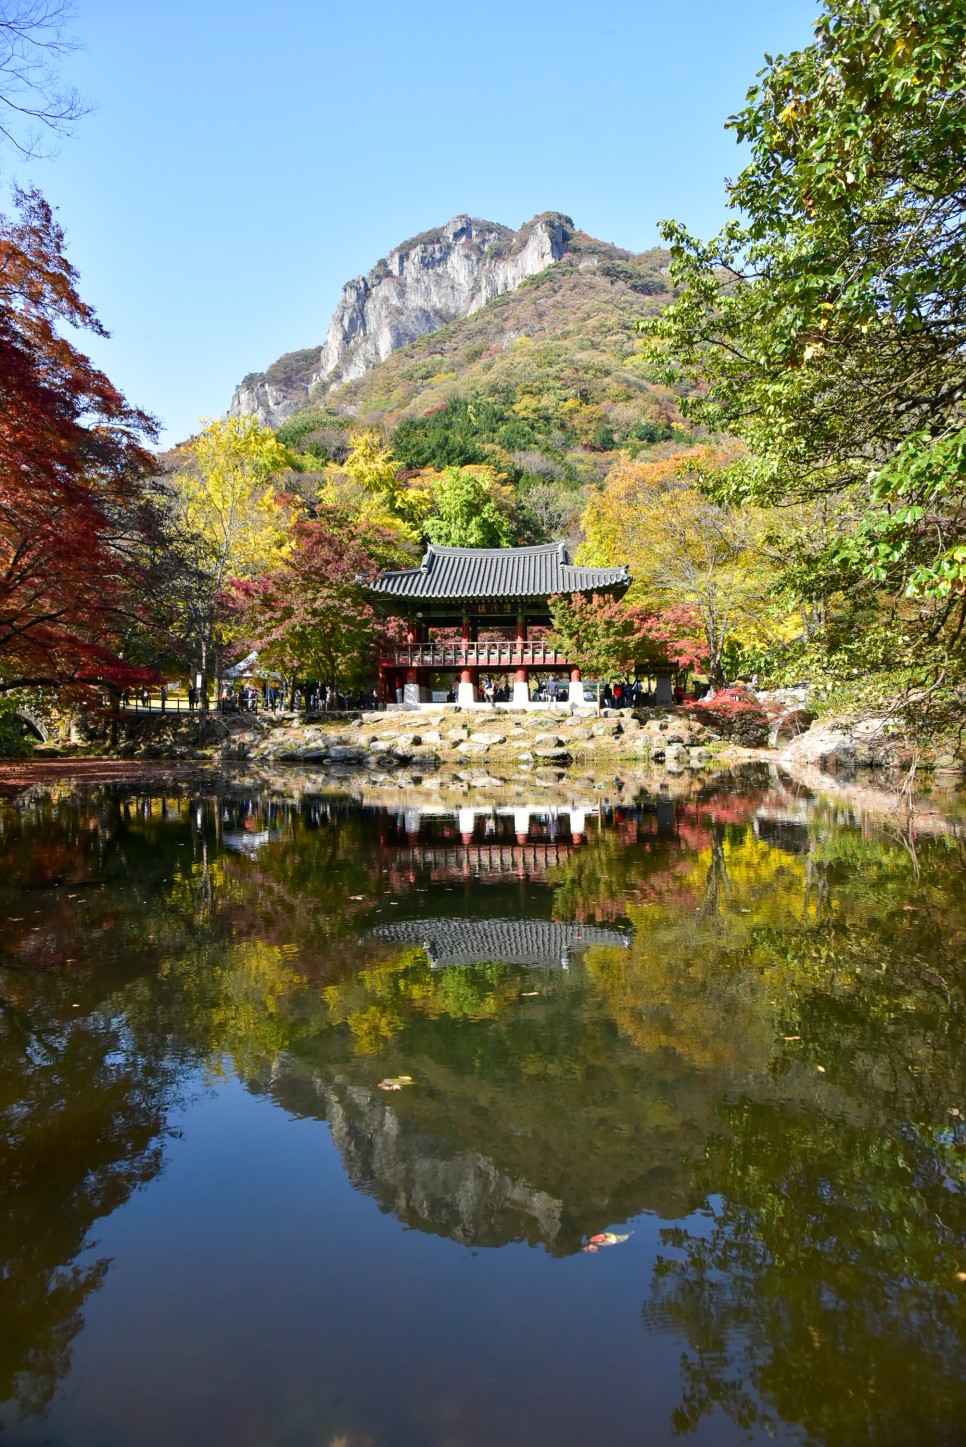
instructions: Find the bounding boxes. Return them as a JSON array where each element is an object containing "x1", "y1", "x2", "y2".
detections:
[
  {"x1": 457, "y1": 679, "x2": 478, "y2": 706},
  {"x1": 513, "y1": 807, "x2": 531, "y2": 838}
]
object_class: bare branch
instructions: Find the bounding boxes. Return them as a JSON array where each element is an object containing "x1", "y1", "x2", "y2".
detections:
[{"x1": 0, "y1": 0, "x2": 89, "y2": 160}]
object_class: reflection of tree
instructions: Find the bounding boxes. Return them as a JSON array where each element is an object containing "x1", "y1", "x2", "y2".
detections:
[
  {"x1": 4, "y1": 779, "x2": 966, "y2": 1430},
  {"x1": 0, "y1": 992, "x2": 177, "y2": 1422},
  {"x1": 636, "y1": 829, "x2": 966, "y2": 1446},
  {"x1": 646, "y1": 1099, "x2": 966, "y2": 1445}
]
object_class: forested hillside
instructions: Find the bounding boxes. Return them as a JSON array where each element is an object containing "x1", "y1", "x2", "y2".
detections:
[{"x1": 264, "y1": 235, "x2": 693, "y2": 543}]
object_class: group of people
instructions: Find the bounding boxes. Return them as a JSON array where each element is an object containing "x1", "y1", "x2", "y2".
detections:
[
  {"x1": 217, "y1": 683, "x2": 380, "y2": 714},
  {"x1": 126, "y1": 674, "x2": 692, "y2": 715}
]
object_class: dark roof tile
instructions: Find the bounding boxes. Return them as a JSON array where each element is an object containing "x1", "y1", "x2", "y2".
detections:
[
  {"x1": 370, "y1": 916, "x2": 631, "y2": 968},
  {"x1": 370, "y1": 542, "x2": 630, "y2": 601}
]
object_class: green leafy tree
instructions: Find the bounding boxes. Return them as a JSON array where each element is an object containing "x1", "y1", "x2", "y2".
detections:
[
  {"x1": 424, "y1": 465, "x2": 516, "y2": 547},
  {"x1": 644, "y1": 0, "x2": 966, "y2": 712}
]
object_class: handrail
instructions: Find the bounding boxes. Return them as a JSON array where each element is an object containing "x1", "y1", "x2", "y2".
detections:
[{"x1": 383, "y1": 643, "x2": 571, "y2": 668}]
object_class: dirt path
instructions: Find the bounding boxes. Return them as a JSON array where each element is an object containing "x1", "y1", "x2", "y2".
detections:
[{"x1": 0, "y1": 758, "x2": 221, "y2": 795}]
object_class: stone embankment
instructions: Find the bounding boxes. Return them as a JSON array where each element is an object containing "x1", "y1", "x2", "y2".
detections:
[
  {"x1": 98, "y1": 695, "x2": 965, "y2": 780},
  {"x1": 105, "y1": 704, "x2": 723, "y2": 782},
  {"x1": 213, "y1": 706, "x2": 717, "y2": 780}
]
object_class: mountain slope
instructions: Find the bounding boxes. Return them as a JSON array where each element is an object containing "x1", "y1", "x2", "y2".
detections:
[
  {"x1": 274, "y1": 237, "x2": 682, "y2": 483},
  {"x1": 228, "y1": 212, "x2": 669, "y2": 430}
]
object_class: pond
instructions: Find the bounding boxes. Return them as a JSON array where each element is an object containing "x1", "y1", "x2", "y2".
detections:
[{"x1": 1, "y1": 768, "x2": 965, "y2": 1446}]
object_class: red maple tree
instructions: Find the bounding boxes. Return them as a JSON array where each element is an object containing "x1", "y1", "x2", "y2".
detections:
[
  {"x1": 0, "y1": 187, "x2": 158, "y2": 692},
  {"x1": 226, "y1": 509, "x2": 406, "y2": 692}
]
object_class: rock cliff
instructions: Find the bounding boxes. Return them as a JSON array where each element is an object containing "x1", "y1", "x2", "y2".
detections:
[{"x1": 229, "y1": 212, "x2": 576, "y2": 426}]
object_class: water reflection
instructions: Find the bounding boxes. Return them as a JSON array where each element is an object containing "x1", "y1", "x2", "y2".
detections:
[{"x1": 0, "y1": 772, "x2": 965, "y2": 1444}]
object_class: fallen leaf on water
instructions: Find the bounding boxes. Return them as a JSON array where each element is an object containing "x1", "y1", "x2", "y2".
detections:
[
  {"x1": 520, "y1": 991, "x2": 539, "y2": 997},
  {"x1": 956, "y1": 1272, "x2": 966, "y2": 1282},
  {"x1": 948, "y1": 1107, "x2": 961, "y2": 1117},
  {"x1": 585, "y1": 1231, "x2": 631, "y2": 1249},
  {"x1": 902, "y1": 905, "x2": 918, "y2": 911},
  {"x1": 348, "y1": 895, "x2": 365, "y2": 901},
  {"x1": 378, "y1": 1076, "x2": 414, "y2": 1091},
  {"x1": 816, "y1": 1065, "x2": 826, "y2": 1073},
  {"x1": 782, "y1": 1035, "x2": 801, "y2": 1041}
]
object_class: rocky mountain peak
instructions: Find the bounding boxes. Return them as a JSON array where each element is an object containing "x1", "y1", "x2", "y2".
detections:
[{"x1": 229, "y1": 212, "x2": 576, "y2": 427}]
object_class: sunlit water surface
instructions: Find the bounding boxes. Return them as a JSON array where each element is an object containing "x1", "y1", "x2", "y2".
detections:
[{"x1": 1, "y1": 770, "x2": 965, "y2": 1447}]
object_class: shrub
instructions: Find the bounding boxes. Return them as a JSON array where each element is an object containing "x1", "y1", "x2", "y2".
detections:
[{"x1": 685, "y1": 685, "x2": 769, "y2": 746}]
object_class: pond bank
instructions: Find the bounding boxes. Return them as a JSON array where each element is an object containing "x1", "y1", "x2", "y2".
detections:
[{"x1": 60, "y1": 699, "x2": 964, "y2": 778}]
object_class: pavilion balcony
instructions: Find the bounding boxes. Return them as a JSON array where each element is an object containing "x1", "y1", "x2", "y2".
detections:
[{"x1": 381, "y1": 642, "x2": 571, "y2": 669}]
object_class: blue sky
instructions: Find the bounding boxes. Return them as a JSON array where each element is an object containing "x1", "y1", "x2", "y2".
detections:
[{"x1": 5, "y1": 0, "x2": 818, "y2": 446}]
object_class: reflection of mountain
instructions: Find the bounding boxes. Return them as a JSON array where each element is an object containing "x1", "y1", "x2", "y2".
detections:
[
  {"x1": 278, "y1": 1064, "x2": 571, "y2": 1249},
  {"x1": 369, "y1": 916, "x2": 631, "y2": 968}
]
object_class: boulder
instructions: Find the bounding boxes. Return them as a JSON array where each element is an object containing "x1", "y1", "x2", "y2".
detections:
[
  {"x1": 768, "y1": 708, "x2": 817, "y2": 748},
  {"x1": 779, "y1": 717, "x2": 903, "y2": 771}
]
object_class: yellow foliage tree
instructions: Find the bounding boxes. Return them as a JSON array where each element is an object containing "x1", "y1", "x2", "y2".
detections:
[
  {"x1": 580, "y1": 446, "x2": 790, "y2": 682},
  {"x1": 165, "y1": 415, "x2": 296, "y2": 706},
  {"x1": 319, "y1": 430, "x2": 430, "y2": 554}
]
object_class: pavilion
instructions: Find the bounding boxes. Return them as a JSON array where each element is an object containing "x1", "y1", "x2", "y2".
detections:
[{"x1": 368, "y1": 540, "x2": 645, "y2": 706}]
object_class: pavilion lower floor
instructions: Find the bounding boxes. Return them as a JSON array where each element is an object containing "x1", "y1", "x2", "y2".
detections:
[{"x1": 377, "y1": 643, "x2": 675, "y2": 707}]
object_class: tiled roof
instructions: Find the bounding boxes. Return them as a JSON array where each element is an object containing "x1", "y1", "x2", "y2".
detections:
[
  {"x1": 370, "y1": 915, "x2": 631, "y2": 968},
  {"x1": 369, "y1": 542, "x2": 630, "y2": 601}
]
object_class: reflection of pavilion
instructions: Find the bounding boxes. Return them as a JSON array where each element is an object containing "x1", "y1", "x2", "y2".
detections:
[
  {"x1": 370, "y1": 916, "x2": 631, "y2": 969},
  {"x1": 379, "y1": 801, "x2": 599, "y2": 882},
  {"x1": 222, "y1": 829, "x2": 280, "y2": 856}
]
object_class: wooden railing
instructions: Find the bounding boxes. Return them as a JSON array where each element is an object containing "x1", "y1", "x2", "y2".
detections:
[{"x1": 382, "y1": 643, "x2": 570, "y2": 669}]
